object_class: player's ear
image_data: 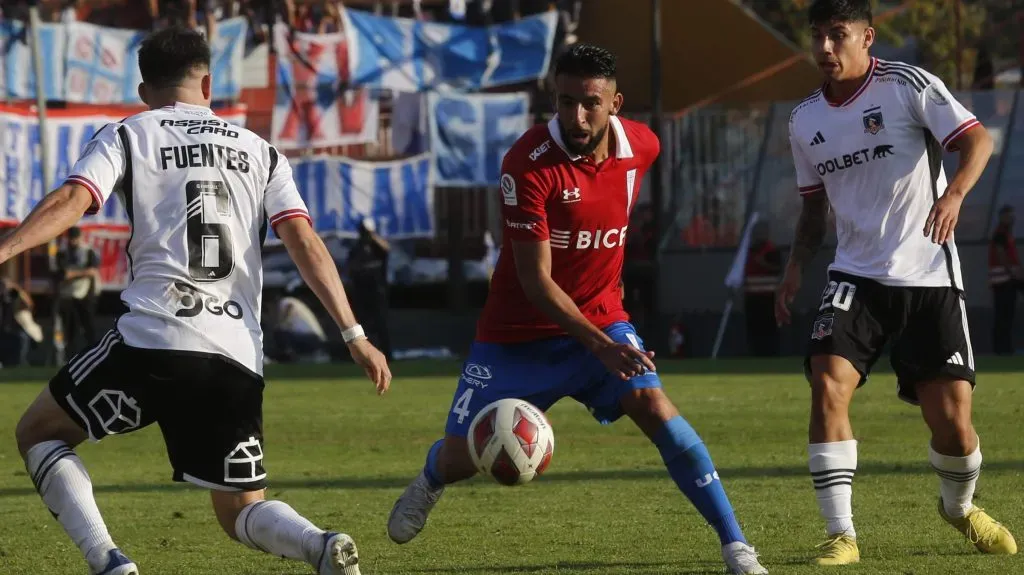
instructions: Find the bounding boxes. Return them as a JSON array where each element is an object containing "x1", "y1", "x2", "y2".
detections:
[
  {"x1": 611, "y1": 92, "x2": 623, "y2": 115},
  {"x1": 137, "y1": 83, "x2": 148, "y2": 105},
  {"x1": 201, "y1": 73, "x2": 212, "y2": 101},
  {"x1": 863, "y1": 25, "x2": 875, "y2": 49}
]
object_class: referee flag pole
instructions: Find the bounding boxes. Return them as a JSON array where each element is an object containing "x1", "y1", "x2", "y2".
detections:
[{"x1": 711, "y1": 211, "x2": 760, "y2": 359}]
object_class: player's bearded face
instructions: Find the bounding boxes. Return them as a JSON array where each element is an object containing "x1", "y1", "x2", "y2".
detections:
[
  {"x1": 811, "y1": 21, "x2": 873, "y2": 81},
  {"x1": 554, "y1": 76, "x2": 622, "y2": 157}
]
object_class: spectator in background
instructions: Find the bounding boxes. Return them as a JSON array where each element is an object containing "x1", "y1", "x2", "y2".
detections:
[
  {"x1": 271, "y1": 280, "x2": 330, "y2": 363},
  {"x1": 0, "y1": 278, "x2": 42, "y2": 367},
  {"x1": 55, "y1": 227, "x2": 99, "y2": 356},
  {"x1": 743, "y1": 221, "x2": 781, "y2": 356},
  {"x1": 989, "y1": 205, "x2": 1021, "y2": 354},
  {"x1": 346, "y1": 218, "x2": 392, "y2": 360}
]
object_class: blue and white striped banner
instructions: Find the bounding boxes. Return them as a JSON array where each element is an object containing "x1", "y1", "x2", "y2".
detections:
[
  {"x1": 344, "y1": 9, "x2": 557, "y2": 92},
  {"x1": 287, "y1": 153, "x2": 434, "y2": 239},
  {"x1": 1, "y1": 18, "x2": 250, "y2": 104},
  {"x1": 428, "y1": 92, "x2": 530, "y2": 187},
  {"x1": 0, "y1": 20, "x2": 65, "y2": 101},
  {"x1": 64, "y1": 21, "x2": 145, "y2": 104}
]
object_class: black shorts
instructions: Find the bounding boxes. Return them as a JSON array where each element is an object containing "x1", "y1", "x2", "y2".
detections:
[
  {"x1": 50, "y1": 330, "x2": 267, "y2": 491},
  {"x1": 804, "y1": 271, "x2": 976, "y2": 404}
]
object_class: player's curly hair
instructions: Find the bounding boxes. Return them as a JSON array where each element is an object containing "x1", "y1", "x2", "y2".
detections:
[
  {"x1": 138, "y1": 27, "x2": 211, "y2": 90},
  {"x1": 809, "y1": 0, "x2": 873, "y2": 27},
  {"x1": 554, "y1": 44, "x2": 616, "y2": 80}
]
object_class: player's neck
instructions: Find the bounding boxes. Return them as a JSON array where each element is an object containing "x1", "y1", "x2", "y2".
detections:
[
  {"x1": 825, "y1": 58, "x2": 873, "y2": 104},
  {"x1": 145, "y1": 89, "x2": 210, "y2": 111},
  {"x1": 586, "y1": 132, "x2": 614, "y2": 164}
]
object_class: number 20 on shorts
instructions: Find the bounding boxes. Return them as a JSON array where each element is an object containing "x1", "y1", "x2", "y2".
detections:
[{"x1": 819, "y1": 280, "x2": 857, "y2": 312}]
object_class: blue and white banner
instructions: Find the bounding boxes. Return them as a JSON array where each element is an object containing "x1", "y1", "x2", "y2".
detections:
[
  {"x1": 209, "y1": 17, "x2": 248, "y2": 101},
  {"x1": 0, "y1": 103, "x2": 247, "y2": 229},
  {"x1": 288, "y1": 153, "x2": 434, "y2": 239},
  {"x1": 344, "y1": 9, "x2": 558, "y2": 92},
  {"x1": 272, "y1": 24, "x2": 379, "y2": 150},
  {"x1": 0, "y1": 20, "x2": 65, "y2": 101},
  {"x1": 1, "y1": 18, "x2": 250, "y2": 104},
  {"x1": 428, "y1": 92, "x2": 530, "y2": 187},
  {"x1": 64, "y1": 21, "x2": 145, "y2": 104}
]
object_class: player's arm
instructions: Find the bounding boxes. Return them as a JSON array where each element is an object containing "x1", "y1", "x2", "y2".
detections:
[
  {"x1": 0, "y1": 184, "x2": 93, "y2": 264},
  {"x1": 777, "y1": 117, "x2": 830, "y2": 325},
  {"x1": 501, "y1": 166, "x2": 653, "y2": 379},
  {"x1": 0, "y1": 124, "x2": 124, "y2": 265},
  {"x1": 511, "y1": 240, "x2": 616, "y2": 352},
  {"x1": 265, "y1": 148, "x2": 391, "y2": 392},
  {"x1": 913, "y1": 75, "x2": 994, "y2": 244}
]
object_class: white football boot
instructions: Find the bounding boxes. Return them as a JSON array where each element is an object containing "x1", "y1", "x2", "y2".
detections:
[
  {"x1": 318, "y1": 532, "x2": 360, "y2": 575},
  {"x1": 387, "y1": 471, "x2": 445, "y2": 544},
  {"x1": 722, "y1": 541, "x2": 768, "y2": 574}
]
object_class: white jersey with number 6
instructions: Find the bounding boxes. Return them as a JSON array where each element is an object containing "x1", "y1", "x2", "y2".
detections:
[{"x1": 65, "y1": 102, "x2": 310, "y2": 376}]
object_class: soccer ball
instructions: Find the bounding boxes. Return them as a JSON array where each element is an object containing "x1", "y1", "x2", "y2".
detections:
[{"x1": 468, "y1": 398, "x2": 554, "y2": 486}]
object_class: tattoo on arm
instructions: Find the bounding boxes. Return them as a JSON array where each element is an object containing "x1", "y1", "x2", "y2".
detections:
[
  {"x1": 2, "y1": 236, "x2": 24, "y2": 261},
  {"x1": 789, "y1": 194, "x2": 829, "y2": 268}
]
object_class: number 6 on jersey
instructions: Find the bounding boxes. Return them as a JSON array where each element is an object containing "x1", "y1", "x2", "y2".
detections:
[{"x1": 186, "y1": 180, "x2": 234, "y2": 281}]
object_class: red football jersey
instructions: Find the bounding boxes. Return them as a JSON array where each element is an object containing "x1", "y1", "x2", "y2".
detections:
[{"x1": 476, "y1": 115, "x2": 660, "y2": 343}]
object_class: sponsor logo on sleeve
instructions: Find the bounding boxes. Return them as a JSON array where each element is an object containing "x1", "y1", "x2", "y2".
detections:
[{"x1": 501, "y1": 173, "x2": 517, "y2": 206}]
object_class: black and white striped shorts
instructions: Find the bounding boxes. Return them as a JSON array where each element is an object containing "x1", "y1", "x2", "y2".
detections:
[{"x1": 49, "y1": 330, "x2": 268, "y2": 491}]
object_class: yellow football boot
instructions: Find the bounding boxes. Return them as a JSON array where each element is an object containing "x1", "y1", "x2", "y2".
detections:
[
  {"x1": 813, "y1": 533, "x2": 860, "y2": 566},
  {"x1": 939, "y1": 500, "x2": 1017, "y2": 555}
]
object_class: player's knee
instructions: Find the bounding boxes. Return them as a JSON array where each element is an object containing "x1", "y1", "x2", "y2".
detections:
[
  {"x1": 929, "y1": 418, "x2": 976, "y2": 456},
  {"x1": 810, "y1": 372, "x2": 855, "y2": 416},
  {"x1": 14, "y1": 409, "x2": 49, "y2": 458},
  {"x1": 210, "y1": 489, "x2": 264, "y2": 541},
  {"x1": 621, "y1": 388, "x2": 679, "y2": 439}
]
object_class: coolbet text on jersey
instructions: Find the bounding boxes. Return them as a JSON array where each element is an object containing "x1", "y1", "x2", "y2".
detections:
[
  {"x1": 65, "y1": 102, "x2": 310, "y2": 376},
  {"x1": 476, "y1": 115, "x2": 659, "y2": 342},
  {"x1": 789, "y1": 58, "x2": 978, "y2": 290}
]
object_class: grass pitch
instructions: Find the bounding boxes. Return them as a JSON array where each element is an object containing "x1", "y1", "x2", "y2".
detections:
[{"x1": 0, "y1": 358, "x2": 1022, "y2": 575}]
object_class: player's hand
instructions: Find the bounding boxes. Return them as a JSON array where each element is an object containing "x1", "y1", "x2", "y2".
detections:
[
  {"x1": 924, "y1": 191, "x2": 964, "y2": 245},
  {"x1": 775, "y1": 264, "x2": 802, "y2": 326},
  {"x1": 594, "y1": 341, "x2": 656, "y2": 381},
  {"x1": 347, "y1": 338, "x2": 391, "y2": 395}
]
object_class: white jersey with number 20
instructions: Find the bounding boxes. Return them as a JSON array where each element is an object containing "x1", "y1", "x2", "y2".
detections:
[
  {"x1": 65, "y1": 102, "x2": 311, "y2": 376},
  {"x1": 789, "y1": 58, "x2": 979, "y2": 289}
]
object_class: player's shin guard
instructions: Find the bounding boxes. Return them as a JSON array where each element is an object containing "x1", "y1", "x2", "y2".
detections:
[
  {"x1": 930, "y1": 440, "x2": 981, "y2": 518},
  {"x1": 24, "y1": 440, "x2": 116, "y2": 572},
  {"x1": 423, "y1": 439, "x2": 445, "y2": 488},
  {"x1": 653, "y1": 415, "x2": 747, "y2": 546},
  {"x1": 808, "y1": 440, "x2": 857, "y2": 537},
  {"x1": 235, "y1": 500, "x2": 325, "y2": 565}
]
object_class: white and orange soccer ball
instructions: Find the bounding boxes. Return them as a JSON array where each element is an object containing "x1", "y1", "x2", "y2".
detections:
[{"x1": 468, "y1": 398, "x2": 554, "y2": 486}]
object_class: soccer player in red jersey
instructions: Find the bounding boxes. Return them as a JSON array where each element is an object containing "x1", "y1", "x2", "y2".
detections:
[{"x1": 387, "y1": 44, "x2": 768, "y2": 574}]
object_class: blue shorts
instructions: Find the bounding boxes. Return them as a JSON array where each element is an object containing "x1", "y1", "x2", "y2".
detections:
[{"x1": 444, "y1": 322, "x2": 662, "y2": 436}]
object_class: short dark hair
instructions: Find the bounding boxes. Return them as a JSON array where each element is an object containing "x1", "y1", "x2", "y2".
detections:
[
  {"x1": 138, "y1": 27, "x2": 211, "y2": 90},
  {"x1": 554, "y1": 43, "x2": 616, "y2": 80},
  {"x1": 809, "y1": 0, "x2": 873, "y2": 27},
  {"x1": 1000, "y1": 205, "x2": 1014, "y2": 215}
]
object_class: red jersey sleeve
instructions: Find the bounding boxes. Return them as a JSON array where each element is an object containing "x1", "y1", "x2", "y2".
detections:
[{"x1": 499, "y1": 155, "x2": 550, "y2": 242}]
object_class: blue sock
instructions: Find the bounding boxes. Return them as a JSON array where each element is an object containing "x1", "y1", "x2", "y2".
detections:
[
  {"x1": 422, "y1": 439, "x2": 444, "y2": 489},
  {"x1": 653, "y1": 415, "x2": 746, "y2": 546}
]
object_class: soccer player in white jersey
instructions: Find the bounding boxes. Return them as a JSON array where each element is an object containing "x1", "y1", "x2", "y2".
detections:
[
  {"x1": 775, "y1": 0, "x2": 1017, "y2": 566},
  {"x1": 7, "y1": 28, "x2": 390, "y2": 575}
]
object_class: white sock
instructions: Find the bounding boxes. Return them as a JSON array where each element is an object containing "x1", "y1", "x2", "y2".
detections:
[
  {"x1": 235, "y1": 500, "x2": 326, "y2": 565},
  {"x1": 930, "y1": 441, "x2": 981, "y2": 518},
  {"x1": 25, "y1": 441, "x2": 116, "y2": 572},
  {"x1": 808, "y1": 440, "x2": 857, "y2": 538}
]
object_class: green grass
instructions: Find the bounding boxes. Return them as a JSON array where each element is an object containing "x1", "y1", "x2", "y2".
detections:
[{"x1": 1, "y1": 358, "x2": 1023, "y2": 574}]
